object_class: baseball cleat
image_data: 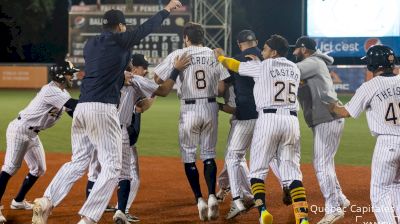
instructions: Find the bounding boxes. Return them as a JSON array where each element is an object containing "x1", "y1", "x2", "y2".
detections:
[
  {"x1": 0, "y1": 205, "x2": 6, "y2": 223},
  {"x1": 226, "y1": 199, "x2": 246, "y2": 220},
  {"x1": 216, "y1": 187, "x2": 230, "y2": 203},
  {"x1": 197, "y1": 197, "x2": 208, "y2": 221},
  {"x1": 10, "y1": 199, "x2": 34, "y2": 210},
  {"x1": 259, "y1": 209, "x2": 273, "y2": 224},
  {"x1": 32, "y1": 197, "x2": 52, "y2": 224},
  {"x1": 125, "y1": 213, "x2": 140, "y2": 222},
  {"x1": 317, "y1": 210, "x2": 344, "y2": 224},
  {"x1": 113, "y1": 210, "x2": 130, "y2": 224},
  {"x1": 207, "y1": 194, "x2": 219, "y2": 220}
]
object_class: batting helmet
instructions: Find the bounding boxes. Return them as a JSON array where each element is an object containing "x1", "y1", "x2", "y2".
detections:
[
  {"x1": 49, "y1": 61, "x2": 79, "y2": 83},
  {"x1": 362, "y1": 45, "x2": 397, "y2": 72}
]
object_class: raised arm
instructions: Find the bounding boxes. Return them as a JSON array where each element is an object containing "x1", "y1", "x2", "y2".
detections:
[
  {"x1": 115, "y1": 0, "x2": 182, "y2": 49},
  {"x1": 213, "y1": 48, "x2": 261, "y2": 77},
  {"x1": 213, "y1": 48, "x2": 240, "y2": 73}
]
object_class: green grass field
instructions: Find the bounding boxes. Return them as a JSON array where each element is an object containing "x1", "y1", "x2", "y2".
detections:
[{"x1": 0, "y1": 89, "x2": 375, "y2": 166}]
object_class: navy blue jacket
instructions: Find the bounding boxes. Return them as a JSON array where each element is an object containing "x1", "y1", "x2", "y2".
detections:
[
  {"x1": 127, "y1": 112, "x2": 141, "y2": 146},
  {"x1": 226, "y1": 47, "x2": 263, "y2": 120},
  {"x1": 79, "y1": 10, "x2": 169, "y2": 104}
]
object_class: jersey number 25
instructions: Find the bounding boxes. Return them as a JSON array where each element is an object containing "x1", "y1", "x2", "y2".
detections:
[{"x1": 274, "y1": 81, "x2": 296, "y2": 104}]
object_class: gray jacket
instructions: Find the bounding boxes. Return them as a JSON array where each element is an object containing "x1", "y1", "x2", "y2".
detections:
[{"x1": 297, "y1": 50, "x2": 340, "y2": 127}]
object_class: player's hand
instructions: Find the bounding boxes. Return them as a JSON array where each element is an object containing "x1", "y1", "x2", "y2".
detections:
[
  {"x1": 213, "y1": 48, "x2": 225, "y2": 59},
  {"x1": 124, "y1": 71, "x2": 134, "y2": 85},
  {"x1": 174, "y1": 53, "x2": 191, "y2": 72},
  {"x1": 326, "y1": 102, "x2": 336, "y2": 113},
  {"x1": 164, "y1": 0, "x2": 182, "y2": 12}
]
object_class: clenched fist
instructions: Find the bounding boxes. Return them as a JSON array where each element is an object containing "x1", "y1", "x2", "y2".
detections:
[{"x1": 164, "y1": 0, "x2": 182, "y2": 12}]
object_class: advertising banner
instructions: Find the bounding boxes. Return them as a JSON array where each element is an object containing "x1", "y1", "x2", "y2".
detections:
[
  {"x1": 313, "y1": 37, "x2": 400, "y2": 58},
  {"x1": 0, "y1": 65, "x2": 48, "y2": 88},
  {"x1": 328, "y1": 65, "x2": 399, "y2": 93}
]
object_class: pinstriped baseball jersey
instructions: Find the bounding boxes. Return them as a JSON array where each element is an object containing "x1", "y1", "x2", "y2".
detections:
[
  {"x1": 238, "y1": 58, "x2": 300, "y2": 111},
  {"x1": 345, "y1": 75, "x2": 400, "y2": 136},
  {"x1": 153, "y1": 46, "x2": 230, "y2": 99},
  {"x1": 119, "y1": 76, "x2": 158, "y2": 125},
  {"x1": 18, "y1": 81, "x2": 71, "y2": 130}
]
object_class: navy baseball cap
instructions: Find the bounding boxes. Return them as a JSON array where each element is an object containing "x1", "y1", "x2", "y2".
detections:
[
  {"x1": 131, "y1": 54, "x2": 149, "y2": 69},
  {"x1": 237, "y1": 30, "x2": 257, "y2": 43},
  {"x1": 292, "y1": 36, "x2": 317, "y2": 50},
  {"x1": 102, "y1": 9, "x2": 128, "y2": 25}
]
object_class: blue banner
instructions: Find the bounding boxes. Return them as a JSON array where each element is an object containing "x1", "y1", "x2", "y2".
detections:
[
  {"x1": 312, "y1": 37, "x2": 400, "y2": 57},
  {"x1": 328, "y1": 65, "x2": 366, "y2": 93}
]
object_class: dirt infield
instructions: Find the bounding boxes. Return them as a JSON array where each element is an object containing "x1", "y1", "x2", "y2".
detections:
[{"x1": 0, "y1": 153, "x2": 375, "y2": 224}]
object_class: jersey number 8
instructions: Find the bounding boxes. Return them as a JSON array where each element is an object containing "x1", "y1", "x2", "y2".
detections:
[{"x1": 195, "y1": 70, "x2": 206, "y2": 89}]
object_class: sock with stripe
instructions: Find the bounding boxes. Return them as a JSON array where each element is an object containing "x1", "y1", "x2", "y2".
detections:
[
  {"x1": 117, "y1": 179, "x2": 130, "y2": 212},
  {"x1": 0, "y1": 171, "x2": 11, "y2": 202},
  {"x1": 250, "y1": 178, "x2": 266, "y2": 214},
  {"x1": 184, "y1": 162, "x2": 202, "y2": 201},
  {"x1": 14, "y1": 173, "x2": 39, "y2": 202},
  {"x1": 86, "y1": 180, "x2": 95, "y2": 199},
  {"x1": 203, "y1": 159, "x2": 217, "y2": 195},
  {"x1": 289, "y1": 180, "x2": 309, "y2": 222}
]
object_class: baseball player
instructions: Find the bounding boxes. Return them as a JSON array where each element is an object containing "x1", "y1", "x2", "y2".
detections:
[
  {"x1": 0, "y1": 61, "x2": 78, "y2": 223},
  {"x1": 85, "y1": 53, "x2": 191, "y2": 223},
  {"x1": 215, "y1": 34, "x2": 310, "y2": 224},
  {"x1": 327, "y1": 45, "x2": 399, "y2": 224},
  {"x1": 216, "y1": 30, "x2": 293, "y2": 220},
  {"x1": 153, "y1": 22, "x2": 230, "y2": 221},
  {"x1": 31, "y1": 2, "x2": 182, "y2": 224},
  {"x1": 292, "y1": 36, "x2": 349, "y2": 224}
]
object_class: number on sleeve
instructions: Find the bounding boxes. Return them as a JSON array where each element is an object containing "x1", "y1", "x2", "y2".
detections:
[{"x1": 195, "y1": 70, "x2": 207, "y2": 89}]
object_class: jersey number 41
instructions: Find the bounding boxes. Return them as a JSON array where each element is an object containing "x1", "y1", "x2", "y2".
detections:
[{"x1": 385, "y1": 102, "x2": 400, "y2": 125}]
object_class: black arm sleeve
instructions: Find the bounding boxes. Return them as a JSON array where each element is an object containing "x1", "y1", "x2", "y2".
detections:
[
  {"x1": 168, "y1": 68, "x2": 180, "y2": 82},
  {"x1": 115, "y1": 9, "x2": 170, "y2": 49},
  {"x1": 64, "y1": 98, "x2": 79, "y2": 118}
]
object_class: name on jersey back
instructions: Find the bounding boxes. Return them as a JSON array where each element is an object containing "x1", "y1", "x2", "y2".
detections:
[
  {"x1": 191, "y1": 56, "x2": 218, "y2": 67},
  {"x1": 375, "y1": 86, "x2": 400, "y2": 102},
  {"x1": 269, "y1": 67, "x2": 299, "y2": 80}
]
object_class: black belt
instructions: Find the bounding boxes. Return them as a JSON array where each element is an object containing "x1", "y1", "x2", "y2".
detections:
[
  {"x1": 18, "y1": 116, "x2": 40, "y2": 133},
  {"x1": 184, "y1": 98, "x2": 216, "y2": 104},
  {"x1": 263, "y1": 109, "x2": 297, "y2": 117}
]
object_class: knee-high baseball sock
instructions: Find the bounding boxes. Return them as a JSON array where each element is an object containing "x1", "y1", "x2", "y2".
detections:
[
  {"x1": 184, "y1": 163, "x2": 202, "y2": 201},
  {"x1": 203, "y1": 159, "x2": 217, "y2": 196},
  {"x1": 289, "y1": 180, "x2": 309, "y2": 222},
  {"x1": 14, "y1": 173, "x2": 39, "y2": 202},
  {"x1": 86, "y1": 180, "x2": 95, "y2": 199},
  {"x1": 0, "y1": 171, "x2": 11, "y2": 202},
  {"x1": 117, "y1": 180, "x2": 130, "y2": 212},
  {"x1": 251, "y1": 178, "x2": 266, "y2": 214}
]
